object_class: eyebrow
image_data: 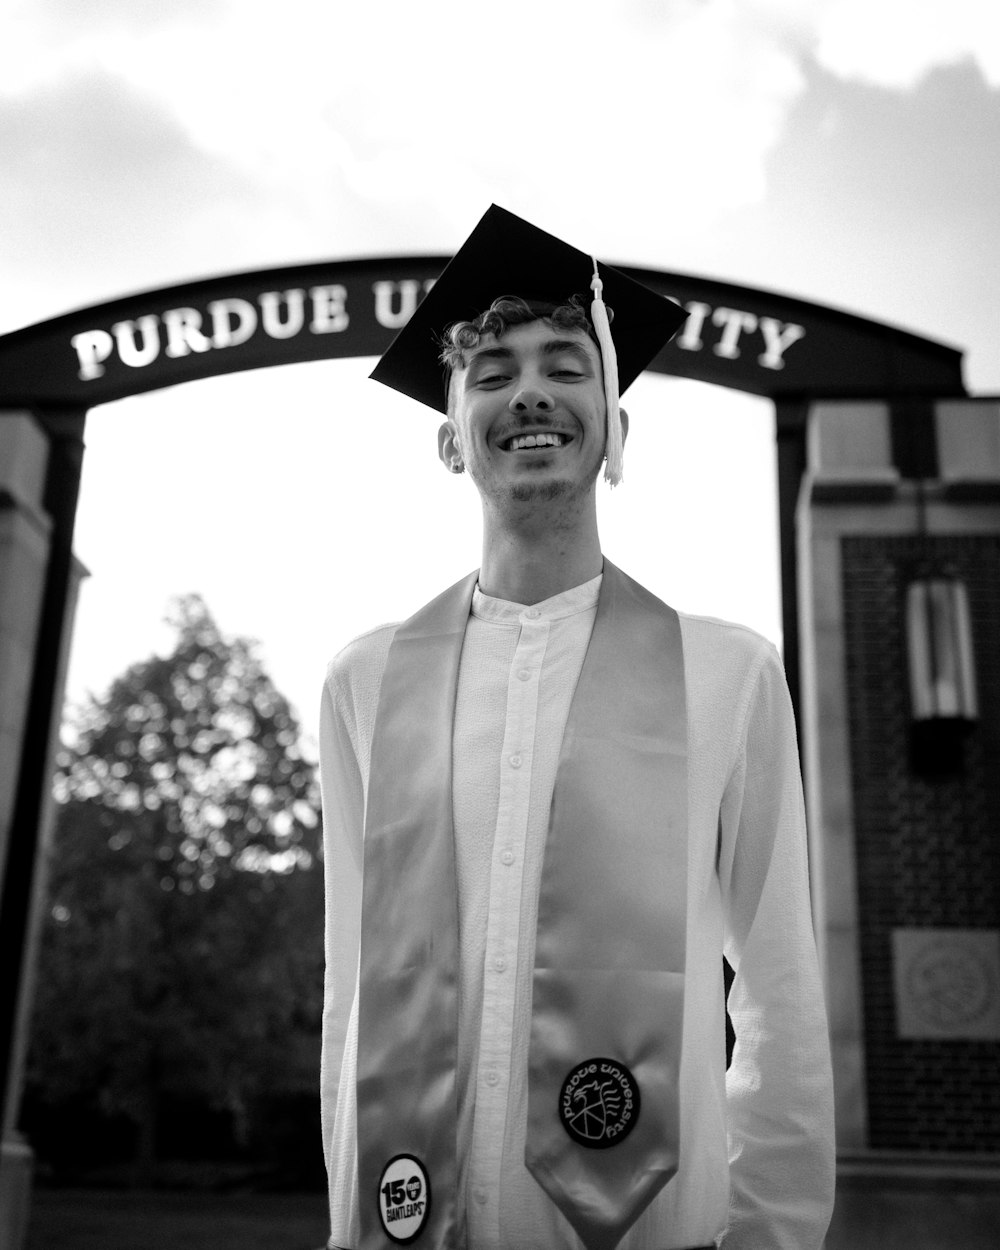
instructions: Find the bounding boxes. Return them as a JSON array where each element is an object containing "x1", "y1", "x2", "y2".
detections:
[
  {"x1": 466, "y1": 339, "x2": 596, "y2": 366},
  {"x1": 540, "y1": 339, "x2": 595, "y2": 363}
]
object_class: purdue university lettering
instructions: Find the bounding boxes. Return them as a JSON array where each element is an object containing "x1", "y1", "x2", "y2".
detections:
[
  {"x1": 674, "y1": 301, "x2": 805, "y2": 371},
  {"x1": 68, "y1": 279, "x2": 805, "y2": 384},
  {"x1": 70, "y1": 286, "x2": 352, "y2": 381}
]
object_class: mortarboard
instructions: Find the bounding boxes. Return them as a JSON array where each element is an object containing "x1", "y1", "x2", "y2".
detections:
[{"x1": 370, "y1": 205, "x2": 687, "y2": 484}]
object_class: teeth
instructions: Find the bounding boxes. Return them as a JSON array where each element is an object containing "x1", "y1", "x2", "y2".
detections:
[{"x1": 508, "y1": 432, "x2": 566, "y2": 450}]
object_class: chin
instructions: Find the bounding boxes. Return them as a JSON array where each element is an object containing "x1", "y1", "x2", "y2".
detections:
[{"x1": 508, "y1": 477, "x2": 575, "y2": 504}]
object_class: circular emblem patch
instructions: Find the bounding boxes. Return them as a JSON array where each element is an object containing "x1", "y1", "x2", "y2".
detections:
[
  {"x1": 559, "y1": 1057, "x2": 641, "y2": 1149},
  {"x1": 377, "y1": 1154, "x2": 431, "y2": 1244}
]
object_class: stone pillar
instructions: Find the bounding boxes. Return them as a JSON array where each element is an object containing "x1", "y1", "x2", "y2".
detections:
[
  {"x1": 0, "y1": 415, "x2": 51, "y2": 864},
  {"x1": 0, "y1": 410, "x2": 86, "y2": 1250},
  {"x1": 797, "y1": 398, "x2": 1000, "y2": 1159},
  {"x1": 0, "y1": 413, "x2": 52, "y2": 1250}
]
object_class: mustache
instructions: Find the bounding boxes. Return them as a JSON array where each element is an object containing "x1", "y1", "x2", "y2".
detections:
[{"x1": 493, "y1": 420, "x2": 576, "y2": 441}]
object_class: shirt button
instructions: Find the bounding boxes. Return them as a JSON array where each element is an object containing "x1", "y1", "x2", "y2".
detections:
[
  {"x1": 485, "y1": 1070, "x2": 499, "y2": 1086},
  {"x1": 509, "y1": 753, "x2": 522, "y2": 768},
  {"x1": 474, "y1": 1189, "x2": 487, "y2": 1205},
  {"x1": 524, "y1": 607, "x2": 540, "y2": 619},
  {"x1": 517, "y1": 668, "x2": 531, "y2": 681},
  {"x1": 500, "y1": 849, "x2": 514, "y2": 866},
  {"x1": 494, "y1": 956, "x2": 507, "y2": 972}
]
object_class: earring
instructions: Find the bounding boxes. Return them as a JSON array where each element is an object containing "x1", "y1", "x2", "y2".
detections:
[{"x1": 452, "y1": 461, "x2": 465, "y2": 474}]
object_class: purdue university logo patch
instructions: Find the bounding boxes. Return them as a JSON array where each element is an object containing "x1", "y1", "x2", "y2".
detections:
[
  {"x1": 377, "y1": 1154, "x2": 431, "y2": 1243},
  {"x1": 559, "y1": 1057, "x2": 641, "y2": 1149}
]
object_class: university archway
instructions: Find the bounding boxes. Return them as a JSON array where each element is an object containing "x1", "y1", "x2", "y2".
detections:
[
  {"x1": 0, "y1": 251, "x2": 968, "y2": 723},
  {"x1": 4, "y1": 255, "x2": 996, "y2": 1240}
]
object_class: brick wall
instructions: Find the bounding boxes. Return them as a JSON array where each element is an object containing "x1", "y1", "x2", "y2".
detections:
[{"x1": 842, "y1": 533, "x2": 1000, "y2": 1151}]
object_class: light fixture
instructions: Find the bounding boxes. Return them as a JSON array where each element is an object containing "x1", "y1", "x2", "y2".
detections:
[
  {"x1": 906, "y1": 577, "x2": 978, "y2": 723},
  {"x1": 903, "y1": 480, "x2": 978, "y2": 776}
]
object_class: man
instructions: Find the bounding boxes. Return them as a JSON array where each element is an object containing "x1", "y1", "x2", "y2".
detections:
[{"x1": 319, "y1": 206, "x2": 835, "y2": 1250}]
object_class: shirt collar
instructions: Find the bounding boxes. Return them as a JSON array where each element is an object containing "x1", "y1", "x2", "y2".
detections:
[{"x1": 471, "y1": 571, "x2": 603, "y2": 624}]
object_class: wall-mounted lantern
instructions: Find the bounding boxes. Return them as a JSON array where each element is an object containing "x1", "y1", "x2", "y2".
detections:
[{"x1": 905, "y1": 576, "x2": 978, "y2": 774}]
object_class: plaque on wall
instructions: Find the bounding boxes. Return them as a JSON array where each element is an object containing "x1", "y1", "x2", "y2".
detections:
[{"x1": 892, "y1": 928, "x2": 1000, "y2": 1040}]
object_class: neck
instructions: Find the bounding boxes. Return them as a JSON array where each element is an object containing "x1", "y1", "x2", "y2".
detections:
[{"x1": 477, "y1": 494, "x2": 603, "y2": 605}]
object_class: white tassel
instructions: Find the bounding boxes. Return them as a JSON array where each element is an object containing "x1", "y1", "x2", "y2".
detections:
[{"x1": 590, "y1": 258, "x2": 623, "y2": 486}]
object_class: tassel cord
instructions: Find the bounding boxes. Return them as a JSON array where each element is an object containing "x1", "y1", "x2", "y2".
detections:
[{"x1": 591, "y1": 260, "x2": 623, "y2": 486}]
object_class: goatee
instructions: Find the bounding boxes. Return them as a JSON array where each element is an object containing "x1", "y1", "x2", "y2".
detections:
[{"x1": 509, "y1": 479, "x2": 572, "y2": 504}]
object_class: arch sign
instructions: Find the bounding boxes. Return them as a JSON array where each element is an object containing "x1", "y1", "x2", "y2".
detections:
[{"x1": 0, "y1": 256, "x2": 964, "y2": 409}]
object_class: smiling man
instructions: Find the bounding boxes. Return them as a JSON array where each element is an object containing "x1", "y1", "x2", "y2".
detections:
[
  {"x1": 318, "y1": 206, "x2": 835, "y2": 1250},
  {"x1": 437, "y1": 312, "x2": 612, "y2": 601}
]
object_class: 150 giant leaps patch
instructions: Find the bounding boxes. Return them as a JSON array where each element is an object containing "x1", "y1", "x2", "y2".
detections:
[{"x1": 377, "y1": 1154, "x2": 431, "y2": 1243}]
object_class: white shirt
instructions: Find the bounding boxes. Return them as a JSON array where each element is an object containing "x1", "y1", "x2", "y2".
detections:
[
  {"x1": 454, "y1": 575, "x2": 605, "y2": 1240},
  {"x1": 319, "y1": 573, "x2": 834, "y2": 1250}
]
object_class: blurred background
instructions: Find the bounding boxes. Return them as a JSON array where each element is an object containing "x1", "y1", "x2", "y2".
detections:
[{"x1": 1, "y1": 1, "x2": 998, "y2": 1247}]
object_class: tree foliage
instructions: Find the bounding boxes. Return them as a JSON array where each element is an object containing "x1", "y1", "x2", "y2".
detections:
[{"x1": 27, "y1": 596, "x2": 324, "y2": 1166}]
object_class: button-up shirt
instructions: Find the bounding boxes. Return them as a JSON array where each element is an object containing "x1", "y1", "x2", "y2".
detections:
[
  {"x1": 453, "y1": 576, "x2": 603, "y2": 1240},
  {"x1": 319, "y1": 571, "x2": 834, "y2": 1250}
]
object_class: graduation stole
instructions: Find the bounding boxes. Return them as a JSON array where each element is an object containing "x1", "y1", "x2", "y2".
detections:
[{"x1": 357, "y1": 561, "x2": 687, "y2": 1250}]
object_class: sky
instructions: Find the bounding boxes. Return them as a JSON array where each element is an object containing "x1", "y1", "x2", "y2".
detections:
[{"x1": 2, "y1": 0, "x2": 998, "y2": 753}]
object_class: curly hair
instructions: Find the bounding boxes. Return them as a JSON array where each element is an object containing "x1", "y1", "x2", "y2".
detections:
[{"x1": 438, "y1": 294, "x2": 612, "y2": 375}]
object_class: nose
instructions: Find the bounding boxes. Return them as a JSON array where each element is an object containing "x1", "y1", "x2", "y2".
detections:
[{"x1": 509, "y1": 383, "x2": 553, "y2": 415}]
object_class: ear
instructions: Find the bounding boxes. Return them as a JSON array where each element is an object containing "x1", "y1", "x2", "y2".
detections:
[
  {"x1": 438, "y1": 420, "x2": 465, "y2": 473},
  {"x1": 619, "y1": 407, "x2": 630, "y2": 446}
]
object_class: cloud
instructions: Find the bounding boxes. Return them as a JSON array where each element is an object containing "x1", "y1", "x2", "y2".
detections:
[
  {"x1": 814, "y1": 0, "x2": 1000, "y2": 89},
  {"x1": 0, "y1": 69, "x2": 264, "y2": 323},
  {"x1": 0, "y1": 0, "x2": 818, "y2": 308},
  {"x1": 2, "y1": 0, "x2": 996, "y2": 359},
  {"x1": 32, "y1": 0, "x2": 224, "y2": 35},
  {"x1": 695, "y1": 56, "x2": 1000, "y2": 390},
  {"x1": 0, "y1": 0, "x2": 224, "y2": 95}
]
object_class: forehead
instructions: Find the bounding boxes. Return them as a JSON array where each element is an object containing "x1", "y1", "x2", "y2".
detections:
[{"x1": 464, "y1": 318, "x2": 600, "y2": 362}]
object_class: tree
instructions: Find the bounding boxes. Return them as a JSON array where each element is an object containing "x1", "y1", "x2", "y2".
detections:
[{"x1": 26, "y1": 595, "x2": 325, "y2": 1180}]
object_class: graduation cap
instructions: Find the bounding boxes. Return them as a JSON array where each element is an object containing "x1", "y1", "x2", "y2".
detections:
[{"x1": 370, "y1": 204, "x2": 686, "y2": 485}]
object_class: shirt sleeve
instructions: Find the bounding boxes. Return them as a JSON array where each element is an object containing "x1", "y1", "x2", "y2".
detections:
[
  {"x1": 718, "y1": 643, "x2": 835, "y2": 1249},
  {"x1": 318, "y1": 664, "x2": 364, "y2": 1230}
]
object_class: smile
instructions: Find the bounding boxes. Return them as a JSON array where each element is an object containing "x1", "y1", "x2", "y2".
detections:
[{"x1": 502, "y1": 432, "x2": 571, "y2": 451}]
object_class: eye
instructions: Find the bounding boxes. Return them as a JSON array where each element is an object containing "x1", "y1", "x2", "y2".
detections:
[{"x1": 476, "y1": 372, "x2": 511, "y2": 387}]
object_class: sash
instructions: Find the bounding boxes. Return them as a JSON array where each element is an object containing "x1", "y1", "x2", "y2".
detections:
[
  {"x1": 526, "y1": 568, "x2": 687, "y2": 1248},
  {"x1": 357, "y1": 561, "x2": 687, "y2": 1250}
]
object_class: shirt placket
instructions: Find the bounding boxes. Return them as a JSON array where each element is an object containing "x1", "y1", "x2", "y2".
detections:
[{"x1": 468, "y1": 605, "x2": 550, "y2": 1242}]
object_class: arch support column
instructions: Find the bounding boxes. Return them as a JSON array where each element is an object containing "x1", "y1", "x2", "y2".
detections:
[
  {"x1": 0, "y1": 409, "x2": 86, "y2": 1250},
  {"x1": 797, "y1": 398, "x2": 1000, "y2": 1163}
]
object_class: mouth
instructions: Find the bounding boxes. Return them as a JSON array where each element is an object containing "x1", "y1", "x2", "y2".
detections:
[{"x1": 501, "y1": 431, "x2": 573, "y2": 452}]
